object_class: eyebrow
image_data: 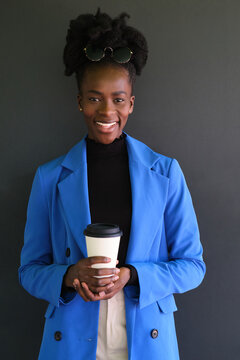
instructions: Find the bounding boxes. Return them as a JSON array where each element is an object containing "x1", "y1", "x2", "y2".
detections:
[{"x1": 87, "y1": 90, "x2": 127, "y2": 95}]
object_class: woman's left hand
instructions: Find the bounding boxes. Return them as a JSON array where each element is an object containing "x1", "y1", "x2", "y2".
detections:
[{"x1": 73, "y1": 267, "x2": 130, "y2": 301}]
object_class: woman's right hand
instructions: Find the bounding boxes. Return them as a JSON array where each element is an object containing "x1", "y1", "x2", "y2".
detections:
[{"x1": 63, "y1": 257, "x2": 120, "y2": 302}]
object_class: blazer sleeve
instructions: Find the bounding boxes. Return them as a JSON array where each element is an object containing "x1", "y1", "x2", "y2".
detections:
[
  {"x1": 18, "y1": 167, "x2": 76, "y2": 307},
  {"x1": 129, "y1": 158, "x2": 206, "y2": 309}
]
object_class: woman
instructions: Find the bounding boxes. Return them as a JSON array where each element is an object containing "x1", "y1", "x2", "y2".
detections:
[{"x1": 18, "y1": 9, "x2": 206, "y2": 360}]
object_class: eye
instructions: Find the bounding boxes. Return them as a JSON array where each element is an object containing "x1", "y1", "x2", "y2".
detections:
[
  {"x1": 88, "y1": 97, "x2": 100, "y2": 102},
  {"x1": 114, "y1": 98, "x2": 124, "y2": 103}
]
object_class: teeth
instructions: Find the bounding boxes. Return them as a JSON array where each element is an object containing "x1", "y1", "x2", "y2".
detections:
[{"x1": 96, "y1": 121, "x2": 117, "y2": 127}]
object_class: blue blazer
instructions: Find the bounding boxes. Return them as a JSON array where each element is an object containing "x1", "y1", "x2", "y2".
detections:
[{"x1": 19, "y1": 132, "x2": 206, "y2": 360}]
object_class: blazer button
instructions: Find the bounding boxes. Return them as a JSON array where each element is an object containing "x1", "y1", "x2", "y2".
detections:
[
  {"x1": 54, "y1": 331, "x2": 62, "y2": 341},
  {"x1": 151, "y1": 329, "x2": 158, "y2": 339},
  {"x1": 65, "y1": 248, "x2": 70, "y2": 257}
]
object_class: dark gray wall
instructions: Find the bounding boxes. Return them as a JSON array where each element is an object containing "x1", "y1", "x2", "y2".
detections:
[{"x1": 1, "y1": 1, "x2": 239, "y2": 359}]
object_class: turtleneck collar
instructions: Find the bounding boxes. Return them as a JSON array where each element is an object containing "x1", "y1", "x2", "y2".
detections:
[{"x1": 86, "y1": 133, "x2": 127, "y2": 160}]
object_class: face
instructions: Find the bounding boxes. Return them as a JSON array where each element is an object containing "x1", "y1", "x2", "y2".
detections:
[{"x1": 78, "y1": 64, "x2": 135, "y2": 144}]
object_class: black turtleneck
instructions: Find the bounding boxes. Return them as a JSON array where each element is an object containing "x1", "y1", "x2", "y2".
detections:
[{"x1": 86, "y1": 133, "x2": 138, "y2": 286}]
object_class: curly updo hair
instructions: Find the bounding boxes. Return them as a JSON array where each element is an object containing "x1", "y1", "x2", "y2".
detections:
[{"x1": 63, "y1": 8, "x2": 148, "y2": 92}]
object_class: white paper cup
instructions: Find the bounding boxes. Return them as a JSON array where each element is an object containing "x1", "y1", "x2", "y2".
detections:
[{"x1": 84, "y1": 223, "x2": 122, "y2": 278}]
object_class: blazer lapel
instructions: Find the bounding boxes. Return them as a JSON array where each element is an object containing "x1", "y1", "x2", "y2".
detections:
[
  {"x1": 125, "y1": 134, "x2": 170, "y2": 263},
  {"x1": 57, "y1": 137, "x2": 90, "y2": 258}
]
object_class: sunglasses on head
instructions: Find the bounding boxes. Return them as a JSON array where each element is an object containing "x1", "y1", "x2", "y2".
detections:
[{"x1": 83, "y1": 44, "x2": 133, "y2": 64}]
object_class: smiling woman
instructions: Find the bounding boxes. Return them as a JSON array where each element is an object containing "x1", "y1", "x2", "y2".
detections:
[
  {"x1": 78, "y1": 65, "x2": 135, "y2": 144},
  {"x1": 18, "y1": 8, "x2": 205, "y2": 360}
]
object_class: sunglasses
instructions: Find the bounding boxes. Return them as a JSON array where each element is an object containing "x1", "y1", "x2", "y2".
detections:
[{"x1": 83, "y1": 44, "x2": 133, "y2": 64}]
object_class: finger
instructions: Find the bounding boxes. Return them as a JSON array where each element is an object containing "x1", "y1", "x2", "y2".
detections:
[
  {"x1": 73, "y1": 279, "x2": 90, "y2": 302},
  {"x1": 86, "y1": 257, "x2": 112, "y2": 266},
  {"x1": 99, "y1": 292, "x2": 116, "y2": 300},
  {"x1": 96, "y1": 287, "x2": 119, "y2": 300},
  {"x1": 88, "y1": 277, "x2": 119, "y2": 293},
  {"x1": 102, "y1": 278, "x2": 125, "y2": 298},
  {"x1": 81, "y1": 282, "x2": 104, "y2": 301},
  {"x1": 93, "y1": 282, "x2": 115, "y2": 294},
  {"x1": 89, "y1": 267, "x2": 120, "y2": 277},
  {"x1": 89, "y1": 280, "x2": 116, "y2": 294},
  {"x1": 104, "y1": 281, "x2": 121, "y2": 295},
  {"x1": 82, "y1": 282, "x2": 101, "y2": 300},
  {"x1": 90, "y1": 274, "x2": 119, "y2": 286},
  {"x1": 78, "y1": 271, "x2": 119, "y2": 289},
  {"x1": 73, "y1": 273, "x2": 115, "y2": 295},
  {"x1": 73, "y1": 278, "x2": 80, "y2": 291},
  {"x1": 78, "y1": 285, "x2": 90, "y2": 302},
  {"x1": 88, "y1": 277, "x2": 118, "y2": 293}
]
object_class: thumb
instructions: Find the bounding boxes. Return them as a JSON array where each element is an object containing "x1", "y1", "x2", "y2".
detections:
[{"x1": 73, "y1": 278, "x2": 80, "y2": 291}]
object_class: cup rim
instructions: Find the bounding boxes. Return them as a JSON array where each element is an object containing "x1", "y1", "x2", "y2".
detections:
[{"x1": 83, "y1": 223, "x2": 123, "y2": 238}]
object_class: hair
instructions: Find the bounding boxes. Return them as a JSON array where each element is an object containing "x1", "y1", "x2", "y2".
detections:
[{"x1": 63, "y1": 8, "x2": 148, "y2": 92}]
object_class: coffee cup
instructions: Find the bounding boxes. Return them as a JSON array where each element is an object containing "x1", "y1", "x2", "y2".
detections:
[{"x1": 83, "y1": 223, "x2": 122, "y2": 278}]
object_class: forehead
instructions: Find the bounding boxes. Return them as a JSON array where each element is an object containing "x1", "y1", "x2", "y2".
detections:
[{"x1": 81, "y1": 65, "x2": 131, "y2": 94}]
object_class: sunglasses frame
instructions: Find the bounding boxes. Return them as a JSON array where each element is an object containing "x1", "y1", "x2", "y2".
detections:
[{"x1": 83, "y1": 45, "x2": 133, "y2": 64}]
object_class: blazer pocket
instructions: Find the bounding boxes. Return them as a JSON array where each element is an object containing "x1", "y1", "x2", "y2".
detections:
[
  {"x1": 157, "y1": 294, "x2": 178, "y2": 313},
  {"x1": 44, "y1": 303, "x2": 56, "y2": 319}
]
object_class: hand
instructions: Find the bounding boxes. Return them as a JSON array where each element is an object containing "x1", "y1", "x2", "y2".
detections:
[
  {"x1": 73, "y1": 267, "x2": 131, "y2": 302},
  {"x1": 63, "y1": 257, "x2": 120, "y2": 302}
]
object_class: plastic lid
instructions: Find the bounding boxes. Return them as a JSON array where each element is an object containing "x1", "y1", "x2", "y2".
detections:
[{"x1": 83, "y1": 223, "x2": 123, "y2": 238}]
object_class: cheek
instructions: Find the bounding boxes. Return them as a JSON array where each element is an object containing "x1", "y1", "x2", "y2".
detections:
[
  {"x1": 121, "y1": 107, "x2": 131, "y2": 119},
  {"x1": 119, "y1": 103, "x2": 131, "y2": 114},
  {"x1": 83, "y1": 105, "x2": 95, "y2": 118},
  {"x1": 122, "y1": 112, "x2": 129, "y2": 120}
]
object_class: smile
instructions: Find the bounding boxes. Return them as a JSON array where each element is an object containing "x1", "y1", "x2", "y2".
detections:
[{"x1": 96, "y1": 121, "x2": 117, "y2": 128}]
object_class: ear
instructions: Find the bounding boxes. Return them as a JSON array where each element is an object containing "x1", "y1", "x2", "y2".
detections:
[
  {"x1": 77, "y1": 94, "x2": 83, "y2": 111},
  {"x1": 129, "y1": 95, "x2": 135, "y2": 114}
]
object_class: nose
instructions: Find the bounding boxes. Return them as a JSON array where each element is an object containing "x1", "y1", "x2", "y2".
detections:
[{"x1": 97, "y1": 100, "x2": 115, "y2": 117}]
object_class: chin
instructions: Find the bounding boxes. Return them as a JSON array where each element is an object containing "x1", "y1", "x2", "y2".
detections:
[
  {"x1": 98, "y1": 134, "x2": 118, "y2": 144},
  {"x1": 94, "y1": 130, "x2": 122, "y2": 144}
]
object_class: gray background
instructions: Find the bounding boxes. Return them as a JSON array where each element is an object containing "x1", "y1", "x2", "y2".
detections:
[{"x1": 1, "y1": 0, "x2": 239, "y2": 359}]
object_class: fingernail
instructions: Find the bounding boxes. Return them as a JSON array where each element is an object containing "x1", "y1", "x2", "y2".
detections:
[
  {"x1": 116, "y1": 268, "x2": 120, "y2": 273},
  {"x1": 113, "y1": 276, "x2": 119, "y2": 281},
  {"x1": 99, "y1": 291, "x2": 105, "y2": 296},
  {"x1": 73, "y1": 280, "x2": 78, "y2": 288}
]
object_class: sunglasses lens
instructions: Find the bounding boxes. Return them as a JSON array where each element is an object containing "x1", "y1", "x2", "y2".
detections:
[
  {"x1": 85, "y1": 45, "x2": 104, "y2": 61},
  {"x1": 84, "y1": 45, "x2": 133, "y2": 63},
  {"x1": 113, "y1": 47, "x2": 132, "y2": 63}
]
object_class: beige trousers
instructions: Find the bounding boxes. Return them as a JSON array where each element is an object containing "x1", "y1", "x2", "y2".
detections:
[{"x1": 96, "y1": 289, "x2": 128, "y2": 360}]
